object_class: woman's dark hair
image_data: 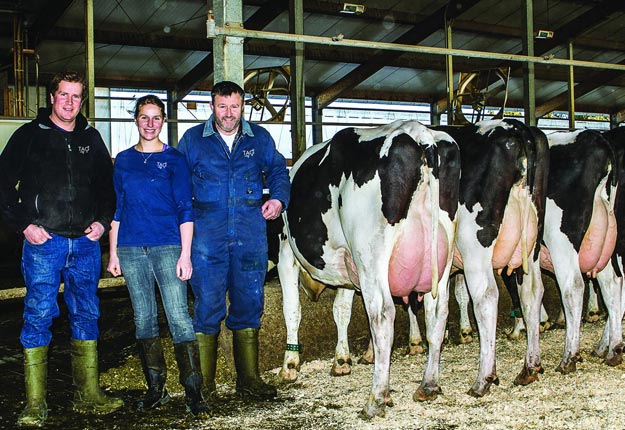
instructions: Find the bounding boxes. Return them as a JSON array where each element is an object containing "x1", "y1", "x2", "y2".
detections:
[
  {"x1": 133, "y1": 94, "x2": 167, "y2": 119},
  {"x1": 48, "y1": 70, "x2": 86, "y2": 98},
  {"x1": 211, "y1": 81, "x2": 245, "y2": 102}
]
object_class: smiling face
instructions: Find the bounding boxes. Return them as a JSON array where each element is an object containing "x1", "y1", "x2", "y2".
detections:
[
  {"x1": 49, "y1": 80, "x2": 83, "y2": 131},
  {"x1": 135, "y1": 102, "x2": 164, "y2": 143},
  {"x1": 211, "y1": 93, "x2": 243, "y2": 136}
]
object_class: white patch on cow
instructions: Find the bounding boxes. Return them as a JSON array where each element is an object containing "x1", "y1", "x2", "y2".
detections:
[
  {"x1": 546, "y1": 129, "x2": 584, "y2": 147},
  {"x1": 476, "y1": 119, "x2": 511, "y2": 136},
  {"x1": 354, "y1": 120, "x2": 435, "y2": 158},
  {"x1": 290, "y1": 139, "x2": 331, "y2": 179}
]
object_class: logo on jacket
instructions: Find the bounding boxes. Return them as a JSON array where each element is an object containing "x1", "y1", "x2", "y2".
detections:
[
  {"x1": 243, "y1": 149, "x2": 255, "y2": 158},
  {"x1": 157, "y1": 162, "x2": 167, "y2": 169},
  {"x1": 78, "y1": 146, "x2": 90, "y2": 154}
]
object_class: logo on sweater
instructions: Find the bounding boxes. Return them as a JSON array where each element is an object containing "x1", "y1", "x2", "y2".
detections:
[
  {"x1": 78, "y1": 146, "x2": 90, "y2": 154},
  {"x1": 157, "y1": 162, "x2": 167, "y2": 169},
  {"x1": 243, "y1": 149, "x2": 255, "y2": 158}
]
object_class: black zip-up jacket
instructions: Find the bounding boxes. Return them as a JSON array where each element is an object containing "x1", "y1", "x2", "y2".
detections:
[{"x1": 0, "y1": 108, "x2": 115, "y2": 238}]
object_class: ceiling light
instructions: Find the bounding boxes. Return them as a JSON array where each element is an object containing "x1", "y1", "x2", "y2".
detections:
[
  {"x1": 535, "y1": 29, "x2": 554, "y2": 39},
  {"x1": 340, "y1": 3, "x2": 365, "y2": 15}
]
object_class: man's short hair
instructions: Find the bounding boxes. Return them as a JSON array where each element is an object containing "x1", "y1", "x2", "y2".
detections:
[
  {"x1": 48, "y1": 71, "x2": 87, "y2": 98},
  {"x1": 211, "y1": 81, "x2": 245, "y2": 102}
]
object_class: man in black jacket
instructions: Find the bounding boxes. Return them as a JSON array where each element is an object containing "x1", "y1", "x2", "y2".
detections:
[{"x1": 0, "y1": 71, "x2": 123, "y2": 427}]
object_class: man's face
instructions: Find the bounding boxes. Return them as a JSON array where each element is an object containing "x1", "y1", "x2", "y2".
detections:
[
  {"x1": 49, "y1": 80, "x2": 83, "y2": 130},
  {"x1": 211, "y1": 93, "x2": 243, "y2": 136}
]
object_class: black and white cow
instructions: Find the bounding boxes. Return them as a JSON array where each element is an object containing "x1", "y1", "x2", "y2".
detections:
[
  {"x1": 502, "y1": 128, "x2": 619, "y2": 382},
  {"x1": 590, "y1": 127, "x2": 625, "y2": 364},
  {"x1": 277, "y1": 120, "x2": 460, "y2": 418},
  {"x1": 278, "y1": 119, "x2": 545, "y2": 418},
  {"x1": 433, "y1": 120, "x2": 548, "y2": 392}
]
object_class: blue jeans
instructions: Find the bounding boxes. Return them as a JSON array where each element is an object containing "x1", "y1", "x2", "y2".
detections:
[
  {"x1": 117, "y1": 245, "x2": 195, "y2": 344},
  {"x1": 21, "y1": 234, "x2": 101, "y2": 348}
]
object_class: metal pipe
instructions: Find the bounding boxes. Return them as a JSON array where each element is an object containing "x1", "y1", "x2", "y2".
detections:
[{"x1": 209, "y1": 26, "x2": 625, "y2": 73}]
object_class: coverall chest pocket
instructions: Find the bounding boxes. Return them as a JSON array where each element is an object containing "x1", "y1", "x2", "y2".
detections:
[{"x1": 192, "y1": 168, "x2": 221, "y2": 201}]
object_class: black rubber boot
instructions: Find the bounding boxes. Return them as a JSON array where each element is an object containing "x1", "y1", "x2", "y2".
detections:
[
  {"x1": 17, "y1": 346, "x2": 48, "y2": 428},
  {"x1": 70, "y1": 340, "x2": 124, "y2": 415},
  {"x1": 173, "y1": 341, "x2": 210, "y2": 417},
  {"x1": 195, "y1": 332, "x2": 218, "y2": 399},
  {"x1": 136, "y1": 337, "x2": 170, "y2": 410},
  {"x1": 232, "y1": 328, "x2": 277, "y2": 400}
]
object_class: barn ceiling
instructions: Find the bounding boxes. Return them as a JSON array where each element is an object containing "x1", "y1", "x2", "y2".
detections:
[{"x1": 2, "y1": 0, "x2": 625, "y2": 119}]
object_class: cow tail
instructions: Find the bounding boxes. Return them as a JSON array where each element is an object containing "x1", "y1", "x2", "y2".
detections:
[
  {"x1": 423, "y1": 144, "x2": 440, "y2": 299},
  {"x1": 606, "y1": 140, "x2": 619, "y2": 213}
]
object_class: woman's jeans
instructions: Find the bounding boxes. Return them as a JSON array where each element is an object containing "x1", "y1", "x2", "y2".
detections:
[
  {"x1": 21, "y1": 234, "x2": 101, "y2": 348},
  {"x1": 118, "y1": 245, "x2": 195, "y2": 344}
]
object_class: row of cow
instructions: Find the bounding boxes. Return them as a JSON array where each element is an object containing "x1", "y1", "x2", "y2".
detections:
[{"x1": 266, "y1": 119, "x2": 624, "y2": 419}]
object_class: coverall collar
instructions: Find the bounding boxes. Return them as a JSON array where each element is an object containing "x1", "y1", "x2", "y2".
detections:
[{"x1": 202, "y1": 114, "x2": 255, "y2": 139}]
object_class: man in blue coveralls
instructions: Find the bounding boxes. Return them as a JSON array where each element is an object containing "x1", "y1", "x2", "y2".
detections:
[{"x1": 178, "y1": 81, "x2": 290, "y2": 401}]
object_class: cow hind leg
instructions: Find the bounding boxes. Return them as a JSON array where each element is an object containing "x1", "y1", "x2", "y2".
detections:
[
  {"x1": 331, "y1": 288, "x2": 355, "y2": 376},
  {"x1": 454, "y1": 274, "x2": 473, "y2": 344},
  {"x1": 514, "y1": 259, "x2": 545, "y2": 386},
  {"x1": 278, "y1": 240, "x2": 303, "y2": 382},
  {"x1": 405, "y1": 304, "x2": 425, "y2": 355},
  {"x1": 594, "y1": 266, "x2": 623, "y2": 366},
  {"x1": 414, "y1": 280, "x2": 449, "y2": 402},
  {"x1": 358, "y1": 287, "x2": 396, "y2": 419},
  {"x1": 463, "y1": 267, "x2": 499, "y2": 397},
  {"x1": 585, "y1": 280, "x2": 601, "y2": 323}
]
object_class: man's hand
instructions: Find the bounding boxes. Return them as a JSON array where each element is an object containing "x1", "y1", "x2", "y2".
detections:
[
  {"x1": 84, "y1": 222, "x2": 105, "y2": 241},
  {"x1": 261, "y1": 199, "x2": 283, "y2": 220},
  {"x1": 23, "y1": 224, "x2": 52, "y2": 245}
]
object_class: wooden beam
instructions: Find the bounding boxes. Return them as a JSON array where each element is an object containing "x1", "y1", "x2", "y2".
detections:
[
  {"x1": 29, "y1": 0, "x2": 74, "y2": 47},
  {"x1": 315, "y1": 0, "x2": 481, "y2": 109}
]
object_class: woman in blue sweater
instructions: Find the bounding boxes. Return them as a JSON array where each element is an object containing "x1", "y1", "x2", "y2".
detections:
[{"x1": 107, "y1": 95, "x2": 209, "y2": 416}]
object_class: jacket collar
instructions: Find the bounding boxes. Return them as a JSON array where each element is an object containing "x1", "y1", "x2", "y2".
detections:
[{"x1": 36, "y1": 107, "x2": 90, "y2": 132}]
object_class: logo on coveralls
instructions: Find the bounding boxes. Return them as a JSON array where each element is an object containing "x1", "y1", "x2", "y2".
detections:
[
  {"x1": 243, "y1": 149, "x2": 255, "y2": 158},
  {"x1": 78, "y1": 146, "x2": 90, "y2": 154}
]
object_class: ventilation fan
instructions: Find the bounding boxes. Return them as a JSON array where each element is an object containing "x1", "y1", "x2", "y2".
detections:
[
  {"x1": 243, "y1": 66, "x2": 291, "y2": 122},
  {"x1": 453, "y1": 68, "x2": 510, "y2": 125}
]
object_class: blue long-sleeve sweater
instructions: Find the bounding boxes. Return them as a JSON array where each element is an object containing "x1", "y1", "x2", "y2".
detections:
[{"x1": 113, "y1": 144, "x2": 193, "y2": 247}]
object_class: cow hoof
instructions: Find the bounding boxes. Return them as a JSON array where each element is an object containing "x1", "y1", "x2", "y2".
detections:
[
  {"x1": 359, "y1": 399, "x2": 386, "y2": 420},
  {"x1": 467, "y1": 386, "x2": 489, "y2": 398},
  {"x1": 556, "y1": 356, "x2": 580, "y2": 374},
  {"x1": 405, "y1": 342, "x2": 424, "y2": 356},
  {"x1": 279, "y1": 368, "x2": 299, "y2": 382},
  {"x1": 458, "y1": 330, "x2": 473, "y2": 344},
  {"x1": 506, "y1": 329, "x2": 524, "y2": 341},
  {"x1": 357, "y1": 355, "x2": 374, "y2": 365},
  {"x1": 539, "y1": 320, "x2": 552, "y2": 333},
  {"x1": 514, "y1": 364, "x2": 543, "y2": 386},
  {"x1": 331, "y1": 358, "x2": 352, "y2": 376},
  {"x1": 584, "y1": 312, "x2": 600, "y2": 323},
  {"x1": 413, "y1": 385, "x2": 442, "y2": 402},
  {"x1": 604, "y1": 353, "x2": 623, "y2": 367}
]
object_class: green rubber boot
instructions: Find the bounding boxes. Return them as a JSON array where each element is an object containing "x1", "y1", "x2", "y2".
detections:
[
  {"x1": 17, "y1": 346, "x2": 48, "y2": 428},
  {"x1": 173, "y1": 341, "x2": 211, "y2": 417},
  {"x1": 195, "y1": 332, "x2": 218, "y2": 399},
  {"x1": 232, "y1": 328, "x2": 277, "y2": 400},
  {"x1": 70, "y1": 340, "x2": 124, "y2": 415}
]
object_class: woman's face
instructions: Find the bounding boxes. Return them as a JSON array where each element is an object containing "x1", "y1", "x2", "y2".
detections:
[{"x1": 136, "y1": 103, "x2": 164, "y2": 142}]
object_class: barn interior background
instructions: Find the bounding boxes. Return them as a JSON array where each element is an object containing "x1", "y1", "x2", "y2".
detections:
[{"x1": 1, "y1": 1, "x2": 625, "y2": 429}]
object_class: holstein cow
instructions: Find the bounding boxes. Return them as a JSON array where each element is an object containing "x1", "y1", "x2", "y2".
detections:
[
  {"x1": 591, "y1": 126, "x2": 625, "y2": 364},
  {"x1": 277, "y1": 120, "x2": 460, "y2": 418},
  {"x1": 278, "y1": 119, "x2": 545, "y2": 416},
  {"x1": 433, "y1": 121, "x2": 548, "y2": 390},
  {"x1": 502, "y1": 129, "x2": 619, "y2": 381}
]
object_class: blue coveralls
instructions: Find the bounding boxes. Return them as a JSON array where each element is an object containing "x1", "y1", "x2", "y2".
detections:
[{"x1": 177, "y1": 117, "x2": 290, "y2": 334}]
